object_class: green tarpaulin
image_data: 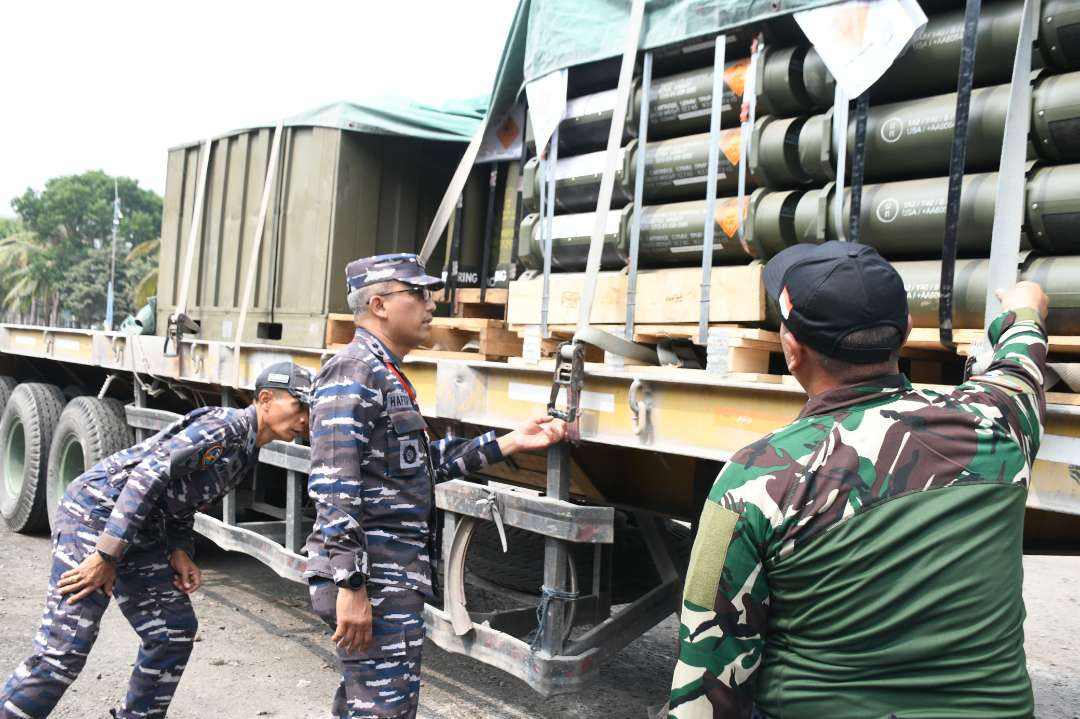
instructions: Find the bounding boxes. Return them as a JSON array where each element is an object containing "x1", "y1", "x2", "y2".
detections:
[
  {"x1": 281, "y1": 95, "x2": 488, "y2": 142},
  {"x1": 487, "y1": 0, "x2": 842, "y2": 119}
]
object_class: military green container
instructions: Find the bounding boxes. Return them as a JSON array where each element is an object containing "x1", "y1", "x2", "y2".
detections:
[
  {"x1": 519, "y1": 199, "x2": 750, "y2": 271},
  {"x1": 745, "y1": 163, "x2": 1080, "y2": 260},
  {"x1": 157, "y1": 126, "x2": 461, "y2": 346},
  {"x1": 521, "y1": 129, "x2": 749, "y2": 213},
  {"x1": 536, "y1": 56, "x2": 753, "y2": 155},
  {"x1": 895, "y1": 254, "x2": 1080, "y2": 334},
  {"x1": 779, "y1": 70, "x2": 1080, "y2": 186}
]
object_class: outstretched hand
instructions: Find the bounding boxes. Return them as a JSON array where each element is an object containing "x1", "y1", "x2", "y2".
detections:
[
  {"x1": 498, "y1": 415, "x2": 567, "y2": 456},
  {"x1": 996, "y1": 281, "x2": 1048, "y2": 320}
]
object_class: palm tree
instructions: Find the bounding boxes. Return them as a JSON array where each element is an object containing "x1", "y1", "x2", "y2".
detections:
[
  {"x1": 126, "y1": 238, "x2": 159, "y2": 308},
  {"x1": 0, "y1": 231, "x2": 47, "y2": 323}
]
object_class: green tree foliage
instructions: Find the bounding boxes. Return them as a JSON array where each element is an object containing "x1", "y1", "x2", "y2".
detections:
[{"x1": 1, "y1": 171, "x2": 161, "y2": 327}]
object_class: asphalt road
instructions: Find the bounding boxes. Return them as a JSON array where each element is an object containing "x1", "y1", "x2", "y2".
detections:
[{"x1": 1, "y1": 524, "x2": 1077, "y2": 718}]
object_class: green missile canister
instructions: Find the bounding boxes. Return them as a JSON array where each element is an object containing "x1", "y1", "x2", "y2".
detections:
[
  {"x1": 534, "y1": 58, "x2": 750, "y2": 155},
  {"x1": 521, "y1": 145, "x2": 635, "y2": 214},
  {"x1": 519, "y1": 199, "x2": 751, "y2": 272},
  {"x1": 792, "y1": 70, "x2": 1080, "y2": 185},
  {"x1": 1037, "y1": 0, "x2": 1080, "y2": 72},
  {"x1": 745, "y1": 163, "x2": 1080, "y2": 260},
  {"x1": 896, "y1": 254, "x2": 1080, "y2": 334},
  {"x1": 521, "y1": 129, "x2": 749, "y2": 213},
  {"x1": 790, "y1": 2, "x2": 1079, "y2": 112},
  {"x1": 519, "y1": 206, "x2": 632, "y2": 272}
]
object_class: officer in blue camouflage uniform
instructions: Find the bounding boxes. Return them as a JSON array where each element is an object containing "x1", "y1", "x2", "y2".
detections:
[
  {"x1": 304, "y1": 253, "x2": 566, "y2": 719},
  {"x1": 0, "y1": 362, "x2": 312, "y2": 719}
]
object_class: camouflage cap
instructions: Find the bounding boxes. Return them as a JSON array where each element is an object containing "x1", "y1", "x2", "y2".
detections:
[
  {"x1": 255, "y1": 361, "x2": 314, "y2": 405},
  {"x1": 345, "y1": 253, "x2": 444, "y2": 297}
]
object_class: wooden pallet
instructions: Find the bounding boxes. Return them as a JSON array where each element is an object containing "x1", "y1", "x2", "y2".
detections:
[
  {"x1": 503, "y1": 322, "x2": 784, "y2": 374},
  {"x1": 907, "y1": 328, "x2": 1080, "y2": 356},
  {"x1": 412, "y1": 318, "x2": 523, "y2": 361},
  {"x1": 325, "y1": 313, "x2": 356, "y2": 349}
]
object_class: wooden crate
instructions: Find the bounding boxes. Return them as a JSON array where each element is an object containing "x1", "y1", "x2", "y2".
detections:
[
  {"x1": 443, "y1": 287, "x2": 508, "y2": 320},
  {"x1": 412, "y1": 318, "x2": 523, "y2": 361},
  {"x1": 506, "y1": 265, "x2": 765, "y2": 326}
]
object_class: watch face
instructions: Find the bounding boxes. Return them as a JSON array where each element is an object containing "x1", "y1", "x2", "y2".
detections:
[{"x1": 347, "y1": 573, "x2": 366, "y2": 589}]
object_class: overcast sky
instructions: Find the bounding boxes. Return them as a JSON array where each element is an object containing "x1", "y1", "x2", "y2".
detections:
[{"x1": 0, "y1": 1, "x2": 517, "y2": 216}]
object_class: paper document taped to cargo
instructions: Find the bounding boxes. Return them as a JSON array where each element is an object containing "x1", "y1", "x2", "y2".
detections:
[{"x1": 795, "y1": 0, "x2": 928, "y2": 98}]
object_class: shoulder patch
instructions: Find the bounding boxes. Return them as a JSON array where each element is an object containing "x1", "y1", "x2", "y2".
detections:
[
  {"x1": 683, "y1": 500, "x2": 740, "y2": 609},
  {"x1": 200, "y1": 443, "x2": 225, "y2": 468},
  {"x1": 387, "y1": 390, "x2": 413, "y2": 411}
]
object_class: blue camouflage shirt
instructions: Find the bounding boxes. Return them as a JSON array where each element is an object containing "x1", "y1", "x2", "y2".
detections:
[
  {"x1": 303, "y1": 327, "x2": 503, "y2": 596},
  {"x1": 57, "y1": 405, "x2": 258, "y2": 560}
]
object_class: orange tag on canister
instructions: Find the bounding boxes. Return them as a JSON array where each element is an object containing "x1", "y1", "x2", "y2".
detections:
[
  {"x1": 716, "y1": 197, "x2": 748, "y2": 239},
  {"x1": 724, "y1": 59, "x2": 750, "y2": 99},
  {"x1": 719, "y1": 129, "x2": 742, "y2": 167}
]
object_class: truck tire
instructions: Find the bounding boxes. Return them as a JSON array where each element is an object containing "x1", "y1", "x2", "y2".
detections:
[
  {"x1": 468, "y1": 517, "x2": 692, "y2": 604},
  {"x1": 0, "y1": 383, "x2": 65, "y2": 533},
  {"x1": 0, "y1": 376, "x2": 17, "y2": 408},
  {"x1": 46, "y1": 397, "x2": 134, "y2": 527}
]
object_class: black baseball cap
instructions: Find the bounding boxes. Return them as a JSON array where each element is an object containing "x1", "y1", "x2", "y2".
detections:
[
  {"x1": 763, "y1": 241, "x2": 909, "y2": 364},
  {"x1": 255, "y1": 362, "x2": 313, "y2": 405}
]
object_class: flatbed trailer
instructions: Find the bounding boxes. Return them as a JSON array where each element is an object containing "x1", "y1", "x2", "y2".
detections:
[{"x1": 0, "y1": 322, "x2": 1077, "y2": 694}]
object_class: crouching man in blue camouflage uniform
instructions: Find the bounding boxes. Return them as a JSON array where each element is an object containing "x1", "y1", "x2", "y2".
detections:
[
  {"x1": 305, "y1": 253, "x2": 567, "y2": 719},
  {"x1": 0, "y1": 362, "x2": 312, "y2": 719}
]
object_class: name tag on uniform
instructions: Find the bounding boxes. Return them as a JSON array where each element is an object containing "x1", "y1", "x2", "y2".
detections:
[{"x1": 387, "y1": 390, "x2": 413, "y2": 411}]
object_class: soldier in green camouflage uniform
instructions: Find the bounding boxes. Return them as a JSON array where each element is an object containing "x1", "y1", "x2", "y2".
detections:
[{"x1": 669, "y1": 242, "x2": 1048, "y2": 719}]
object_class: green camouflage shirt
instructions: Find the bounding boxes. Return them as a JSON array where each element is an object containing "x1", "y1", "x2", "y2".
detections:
[{"x1": 669, "y1": 308, "x2": 1047, "y2": 719}]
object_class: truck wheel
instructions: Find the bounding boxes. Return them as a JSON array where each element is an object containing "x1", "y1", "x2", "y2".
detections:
[
  {"x1": 468, "y1": 517, "x2": 691, "y2": 604},
  {"x1": 0, "y1": 376, "x2": 17, "y2": 407},
  {"x1": 46, "y1": 397, "x2": 134, "y2": 527},
  {"x1": 0, "y1": 383, "x2": 65, "y2": 533}
]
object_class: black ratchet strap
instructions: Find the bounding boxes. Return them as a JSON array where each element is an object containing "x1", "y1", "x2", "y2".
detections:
[{"x1": 939, "y1": 0, "x2": 982, "y2": 351}]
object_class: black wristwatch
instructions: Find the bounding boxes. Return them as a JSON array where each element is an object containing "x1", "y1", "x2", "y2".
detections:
[
  {"x1": 335, "y1": 571, "x2": 366, "y2": 590},
  {"x1": 97, "y1": 549, "x2": 117, "y2": 564}
]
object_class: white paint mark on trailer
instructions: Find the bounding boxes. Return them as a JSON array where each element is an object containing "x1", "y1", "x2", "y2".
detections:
[{"x1": 507, "y1": 381, "x2": 615, "y2": 413}]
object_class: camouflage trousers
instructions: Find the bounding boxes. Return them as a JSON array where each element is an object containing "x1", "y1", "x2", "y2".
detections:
[
  {"x1": 309, "y1": 580, "x2": 425, "y2": 719},
  {"x1": 0, "y1": 523, "x2": 198, "y2": 718}
]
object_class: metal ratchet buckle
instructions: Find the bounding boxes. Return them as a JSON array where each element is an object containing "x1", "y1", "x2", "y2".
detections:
[{"x1": 547, "y1": 341, "x2": 585, "y2": 443}]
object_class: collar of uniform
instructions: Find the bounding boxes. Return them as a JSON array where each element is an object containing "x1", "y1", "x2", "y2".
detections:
[
  {"x1": 243, "y1": 404, "x2": 258, "y2": 455},
  {"x1": 797, "y1": 373, "x2": 912, "y2": 420},
  {"x1": 352, "y1": 326, "x2": 402, "y2": 366}
]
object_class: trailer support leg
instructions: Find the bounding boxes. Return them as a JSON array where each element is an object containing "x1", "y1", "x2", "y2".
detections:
[{"x1": 538, "y1": 441, "x2": 573, "y2": 655}]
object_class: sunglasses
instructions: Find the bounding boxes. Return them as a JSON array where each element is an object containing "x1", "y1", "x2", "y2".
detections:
[{"x1": 376, "y1": 287, "x2": 433, "y2": 302}]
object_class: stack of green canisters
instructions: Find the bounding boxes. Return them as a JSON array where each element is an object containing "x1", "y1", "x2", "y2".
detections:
[{"x1": 516, "y1": 0, "x2": 1080, "y2": 333}]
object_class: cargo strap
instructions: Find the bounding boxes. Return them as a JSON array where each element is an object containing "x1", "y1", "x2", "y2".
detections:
[
  {"x1": 541, "y1": 127, "x2": 559, "y2": 336},
  {"x1": 939, "y1": 0, "x2": 983, "y2": 350},
  {"x1": 231, "y1": 121, "x2": 284, "y2": 388},
  {"x1": 165, "y1": 137, "x2": 212, "y2": 356},
  {"x1": 697, "y1": 34, "x2": 728, "y2": 345},
  {"x1": 737, "y1": 34, "x2": 765, "y2": 255},
  {"x1": 447, "y1": 194, "x2": 465, "y2": 310},
  {"x1": 831, "y1": 86, "x2": 850, "y2": 240},
  {"x1": 625, "y1": 50, "x2": 653, "y2": 339},
  {"x1": 173, "y1": 137, "x2": 212, "y2": 321},
  {"x1": 479, "y1": 165, "x2": 500, "y2": 302},
  {"x1": 983, "y1": 0, "x2": 1041, "y2": 326},
  {"x1": 847, "y1": 92, "x2": 870, "y2": 243},
  {"x1": 570, "y1": 0, "x2": 656, "y2": 365},
  {"x1": 509, "y1": 110, "x2": 529, "y2": 268}
]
